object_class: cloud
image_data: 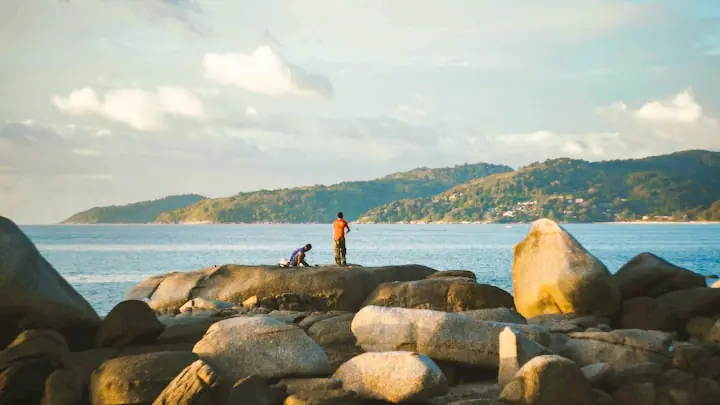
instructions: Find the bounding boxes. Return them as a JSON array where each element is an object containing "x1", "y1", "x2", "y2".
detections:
[
  {"x1": 245, "y1": 106, "x2": 258, "y2": 117},
  {"x1": 72, "y1": 148, "x2": 102, "y2": 156},
  {"x1": 203, "y1": 45, "x2": 333, "y2": 98},
  {"x1": 52, "y1": 87, "x2": 206, "y2": 131},
  {"x1": 636, "y1": 90, "x2": 703, "y2": 123}
]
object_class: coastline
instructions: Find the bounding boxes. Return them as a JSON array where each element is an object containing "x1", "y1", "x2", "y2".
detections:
[{"x1": 52, "y1": 220, "x2": 720, "y2": 226}]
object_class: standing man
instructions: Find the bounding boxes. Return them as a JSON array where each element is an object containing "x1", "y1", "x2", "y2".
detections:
[{"x1": 333, "y1": 212, "x2": 350, "y2": 266}]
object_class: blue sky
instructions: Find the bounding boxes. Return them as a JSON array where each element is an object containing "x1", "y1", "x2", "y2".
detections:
[{"x1": 1, "y1": 0, "x2": 719, "y2": 223}]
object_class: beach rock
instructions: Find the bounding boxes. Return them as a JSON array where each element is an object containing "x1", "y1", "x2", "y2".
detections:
[
  {"x1": 364, "y1": 278, "x2": 513, "y2": 312},
  {"x1": 559, "y1": 329, "x2": 673, "y2": 368},
  {"x1": 426, "y1": 270, "x2": 477, "y2": 281},
  {"x1": 498, "y1": 327, "x2": 553, "y2": 390},
  {"x1": 227, "y1": 375, "x2": 283, "y2": 405},
  {"x1": 179, "y1": 297, "x2": 235, "y2": 313},
  {"x1": 334, "y1": 351, "x2": 448, "y2": 403},
  {"x1": 605, "y1": 362, "x2": 663, "y2": 392},
  {"x1": 125, "y1": 274, "x2": 167, "y2": 301},
  {"x1": 96, "y1": 300, "x2": 165, "y2": 349},
  {"x1": 527, "y1": 313, "x2": 610, "y2": 334},
  {"x1": 90, "y1": 351, "x2": 197, "y2": 405},
  {"x1": 192, "y1": 316, "x2": 331, "y2": 382},
  {"x1": 581, "y1": 363, "x2": 611, "y2": 387},
  {"x1": 130, "y1": 264, "x2": 435, "y2": 314},
  {"x1": 152, "y1": 359, "x2": 220, "y2": 405},
  {"x1": 612, "y1": 382, "x2": 656, "y2": 405},
  {"x1": 461, "y1": 308, "x2": 527, "y2": 324},
  {"x1": 307, "y1": 313, "x2": 356, "y2": 346},
  {"x1": 511, "y1": 219, "x2": 621, "y2": 319},
  {"x1": 0, "y1": 216, "x2": 100, "y2": 350},
  {"x1": 498, "y1": 355, "x2": 592, "y2": 405},
  {"x1": 277, "y1": 377, "x2": 342, "y2": 395},
  {"x1": 422, "y1": 381, "x2": 501, "y2": 405},
  {"x1": 613, "y1": 252, "x2": 706, "y2": 299},
  {"x1": 351, "y1": 306, "x2": 551, "y2": 369},
  {"x1": 619, "y1": 297, "x2": 676, "y2": 331},
  {"x1": 655, "y1": 288, "x2": 720, "y2": 329},
  {"x1": 298, "y1": 312, "x2": 353, "y2": 330},
  {"x1": 41, "y1": 369, "x2": 83, "y2": 405}
]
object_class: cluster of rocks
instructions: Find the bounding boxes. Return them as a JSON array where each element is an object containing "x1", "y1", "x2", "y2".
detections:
[{"x1": 2, "y1": 215, "x2": 720, "y2": 405}]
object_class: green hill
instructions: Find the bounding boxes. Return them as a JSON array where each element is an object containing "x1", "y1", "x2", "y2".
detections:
[
  {"x1": 154, "y1": 163, "x2": 513, "y2": 223},
  {"x1": 357, "y1": 150, "x2": 720, "y2": 223},
  {"x1": 62, "y1": 194, "x2": 207, "y2": 224}
]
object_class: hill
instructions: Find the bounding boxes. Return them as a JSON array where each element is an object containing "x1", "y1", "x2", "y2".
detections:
[
  {"x1": 61, "y1": 194, "x2": 207, "y2": 224},
  {"x1": 357, "y1": 150, "x2": 720, "y2": 223},
  {"x1": 154, "y1": 163, "x2": 513, "y2": 223}
]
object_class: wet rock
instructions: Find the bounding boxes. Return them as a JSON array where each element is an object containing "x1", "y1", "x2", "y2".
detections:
[
  {"x1": 335, "y1": 351, "x2": 448, "y2": 403},
  {"x1": 96, "y1": 300, "x2": 165, "y2": 349},
  {"x1": 613, "y1": 252, "x2": 706, "y2": 299},
  {"x1": 364, "y1": 278, "x2": 514, "y2": 312},
  {"x1": 0, "y1": 216, "x2": 100, "y2": 350},
  {"x1": 192, "y1": 316, "x2": 331, "y2": 382},
  {"x1": 511, "y1": 219, "x2": 621, "y2": 318},
  {"x1": 352, "y1": 306, "x2": 551, "y2": 369}
]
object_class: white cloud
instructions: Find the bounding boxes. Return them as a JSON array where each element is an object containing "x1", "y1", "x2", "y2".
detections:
[
  {"x1": 398, "y1": 105, "x2": 426, "y2": 117},
  {"x1": 245, "y1": 106, "x2": 258, "y2": 117},
  {"x1": 203, "y1": 45, "x2": 333, "y2": 98},
  {"x1": 497, "y1": 131, "x2": 554, "y2": 144},
  {"x1": 635, "y1": 90, "x2": 703, "y2": 123},
  {"x1": 72, "y1": 148, "x2": 101, "y2": 156},
  {"x1": 52, "y1": 87, "x2": 206, "y2": 131}
]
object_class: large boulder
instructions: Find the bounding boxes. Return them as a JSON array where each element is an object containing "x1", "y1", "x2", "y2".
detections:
[
  {"x1": 127, "y1": 264, "x2": 436, "y2": 314},
  {"x1": 334, "y1": 352, "x2": 448, "y2": 403},
  {"x1": 90, "y1": 351, "x2": 197, "y2": 405},
  {"x1": 511, "y1": 219, "x2": 621, "y2": 319},
  {"x1": 618, "y1": 297, "x2": 675, "y2": 331},
  {"x1": 499, "y1": 355, "x2": 593, "y2": 405},
  {"x1": 96, "y1": 300, "x2": 165, "y2": 349},
  {"x1": 364, "y1": 278, "x2": 513, "y2": 312},
  {"x1": 351, "y1": 306, "x2": 551, "y2": 369},
  {"x1": 654, "y1": 288, "x2": 720, "y2": 329},
  {"x1": 613, "y1": 253, "x2": 706, "y2": 299},
  {"x1": 558, "y1": 329, "x2": 673, "y2": 368},
  {"x1": 192, "y1": 316, "x2": 331, "y2": 382},
  {"x1": 0, "y1": 216, "x2": 100, "y2": 350}
]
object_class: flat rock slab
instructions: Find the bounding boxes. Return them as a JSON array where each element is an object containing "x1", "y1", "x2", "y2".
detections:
[{"x1": 127, "y1": 264, "x2": 436, "y2": 314}]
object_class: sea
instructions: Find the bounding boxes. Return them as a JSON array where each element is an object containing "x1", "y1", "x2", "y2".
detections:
[{"x1": 20, "y1": 223, "x2": 720, "y2": 316}]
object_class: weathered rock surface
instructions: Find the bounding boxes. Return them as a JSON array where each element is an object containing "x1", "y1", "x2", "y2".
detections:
[
  {"x1": 498, "y1": 327, "x2": 553, "y2": 390},
  {"x1": 461, "y1": 308, "x2": 527, "y2": 324},
  {"x1": 559, "y1": 329, "x2": 673, "y2": 368},
  {"x1": 511, "y1": 219, "x2": 621, "y2": 319},
  {"x1": 192, "y1": 316, "x2": 331, "y2": 382},
  {"x1": 335, "y1": 351, "x2": 448, "y2": 403},
  {"x1": 227, "y1": 375, "x2": 283, "y2": 405},
  {"x1": 364, "y1": 278, "x2": 513, "y2": 312},
  {"x1": 179, "y1": 297, "x2": 235, "y2": 313},
  {"x1": 527, "y1": 313, "x2": 611, "y2": 334},
  {"x1": 128, "y1": 264, "x2": 436, "y2": 313},
  {"x1": 96, "y1": 300, "x2": 165, "y2": 349},
  {"x1": 152, "y1": 359, "x2": 220, "y2": 405},
  {"x1": 0, "y1": 216, "x2": 100, "y2": 350},
  {"x1": 41, "y1": 369, "x2": 83, "y2": 405},
  {"x1": 90, "y1": 351, "x2": 197, "y2": 405},
  {"x1": 498, "y1": 355, "x2": 593, "y2": 405},
  {"x1": 613, "y1": 252, "x2": 706, "y2": 299},
  {"x1": 0, "y1": 330, "x2": 69, "y2": 405},
  {"x1": 426, "y1": 270, "x2": 477, "y2": 281},
  {"x1": 619, "y1": 297, "x2": 676, "y2": 331},
  {"x1": 277, "y1": 377, "x2": 342, "y2": 395},
  {"x1": 298, "y1": 312, "x2": 353, "y2": 330},
  {"x1": 307, "y1": 313, "x2": 356, "y2": 346},
  {"x1": 351, "y1": 306, "x2": 551, "y2": 368}
]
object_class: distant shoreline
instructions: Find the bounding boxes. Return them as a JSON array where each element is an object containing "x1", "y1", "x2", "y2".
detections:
[{"x1": 46, "y1": 220, "x2": 720, "y2": 226}]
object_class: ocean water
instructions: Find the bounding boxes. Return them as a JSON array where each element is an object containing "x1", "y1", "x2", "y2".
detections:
[{"x1": 20, "y1": 223, "x2": 720, "y2": 315}]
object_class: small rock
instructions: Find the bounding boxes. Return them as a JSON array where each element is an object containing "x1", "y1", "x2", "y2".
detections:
[
  {"x1": 335, "y1": 352, "x2": 448, "y2": 403},
  {"x1": 95, "y1": 300, "x2": 165, "y2": 349},
  {"x1": 612, "y1": 382, "x2": 656, "y2": 405},
  {"x1": 581, "y1": 363, "x2": 611, "y2": 387},
  {"x1": 152, "y1": 359, "x2": 220, "y2": 405},
  {"x1": 298, "y1": 312, "x2": 352, "y2": 330},
  {"x1": 227, "y1": 375, "x2": 284, "y2": 405},
  {"x1": 499, "y1": 355, "x2": 592, "y2": 405},
  {"x1": 498, "y1": 326, "x2": 553, "y2": 390},
  {"x1": 308, "y1": 314, "x2": 355, "y2": 346}
]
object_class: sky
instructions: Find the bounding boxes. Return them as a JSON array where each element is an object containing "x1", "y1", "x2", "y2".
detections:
[{"x1": 1, "y1": 0, "x2": 719, "y2": 224}]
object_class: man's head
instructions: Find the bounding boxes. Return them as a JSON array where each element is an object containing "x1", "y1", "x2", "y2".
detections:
[
  {"x1": 304, "y1": 244, "x2": 312, "y2": 252},
  {"x1": 337, "y1": 212, "x2": 344, "y2": 219}
]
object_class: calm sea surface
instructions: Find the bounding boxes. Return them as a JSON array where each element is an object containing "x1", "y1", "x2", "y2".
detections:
[{"x1": 20, "y1": 224, "x2": 720, "y2": 315}]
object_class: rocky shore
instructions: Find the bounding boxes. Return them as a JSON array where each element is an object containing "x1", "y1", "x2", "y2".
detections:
[{"x1": 2, "y1": 215, "x2": 720, "y2": 405}]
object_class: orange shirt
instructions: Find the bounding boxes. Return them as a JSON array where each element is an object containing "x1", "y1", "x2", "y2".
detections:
[{"x1": 333, "y1": 219, "x2": 348, "y2": 240}]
